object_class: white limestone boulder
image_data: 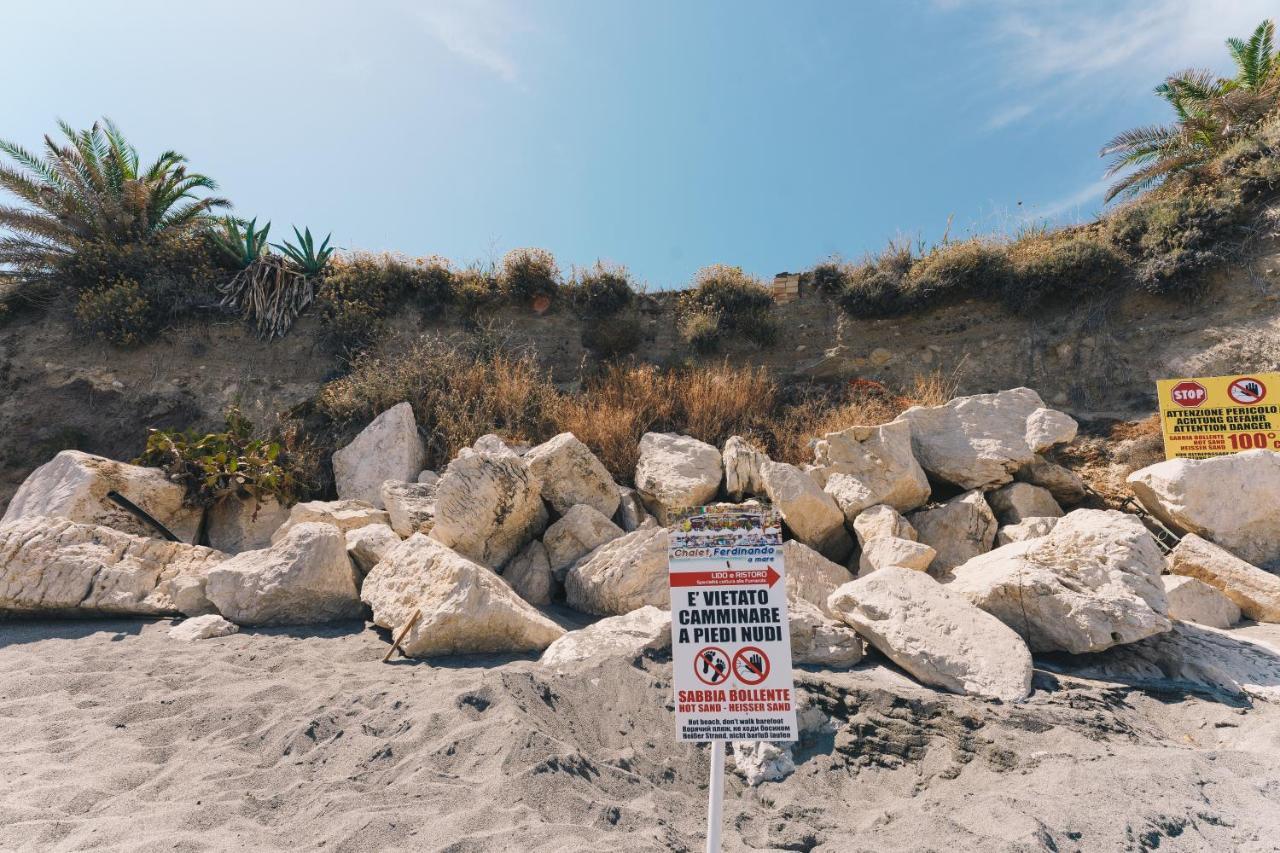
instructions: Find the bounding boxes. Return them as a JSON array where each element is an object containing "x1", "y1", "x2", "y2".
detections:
[
  {"x1": 503, "y1": 539, "x2": 555, "y2": 606},
  {"x1": 634, "y1": 433, "x2": 722, "y2": 525},
  {"x1": 1167, "y1": 533, "x2": 1280, "y2": 622},
  {"x1": 169, "y1": 614, "x2": 239, "y2": 642},
  {"x1": 207, "y1": 495, "x2": 290, "y2": 554},
  {"x1": 380, "y1": 479, "x2": 438, "y2": 538},
  {"x1": 811, "y1": 420, "x2": 930, "y2": 518},
  {"x1": 0, "y1": 516, "x2": 224, "y2": 616},
  {"x1": 781, "y1": 540, "x2": 855, "y2": 617},
  {"x1": 1015, "y1": 456, "x2": 1087, "y2": 505},
  {"x1": 428, "y1": 452, "x2": 547, "y2": 570},
  {"x1": 828, "y1": 567, "x2": 1033, "y2": 702},
  {"x1": 332, "y1": 402, "x2": 427, "y2": 507},
  {"x1": 1128, "y1": 450, "x2": 1280, "y2": 567},
  {"x1": 948, "y1": 509, "x2": 1170, "y2": 654},
  {"x1": 417, "y1": 470, "x2": 440, "y2": 486},
  {"x1": 345, "y1": 523, "x2": 401, "y2": 575},
  {"x1": 2, "y1": 450, "x2": 201, "y2": 542},
  {"x1": 723, "y1": 436, "x2": 767, "y2": 502},
  {"x1": 987, "y1": 482, "x2": 1063, "y2": 526},
  {"x1": 362, "y1": 534, "x2": 564, "y2": 657},
  {"x1": 908, "y1": 490, "x2": 997, "y2": 577},
  {"x1": 894, "y1": 387, "x2": 1077, "y2": 490},
  {"x1": 614, "y1": 486, "x2": 649, "y2": 532},
  {"x1": 565, "y1": 523, "x2": 670, "y2": 616},
  {"x1": 544, "y1": 504, "x2": 624, "y2": 578},
  {"x1": 523, "y1": 432, "x2": 619, "y2": 518},
  {"x1": 272, "y1": 499, "x2": 390, "y2": 543},
  {"x1": 469, "y1": 434, "x2": 521, "y2": 458},
  {"x1": 851, "y1": 504, "x2": 917, "y2": 548},
  {"x1": 761, "y1": 461, "x2": 852, "y2": 561},
  {"x1": 1162, "y1": 575, "x2": 1241, "y2": 629},
  {"x1": 995, "y1": 516, "x2": 1059, "y2": 546},
  {"x1": 206, "y1": 522, "x2": 362, "y2": 626},
  {"x1": 857, "y1": 536, "x2": 936, "y2": 577},
  {"x1": 732, "y1": 741, "x2": 796, "y2": 786},
  {"x1": 539, "y1": 605, "x2": 671, "y2": 672},
  {"x1": 788, "y1": 598, "x2": 864, "y2": 667}
]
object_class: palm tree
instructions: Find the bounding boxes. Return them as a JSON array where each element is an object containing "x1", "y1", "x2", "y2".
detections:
[
  {"x1": 0, "y1": 118, "x2": 229, "y2": 278},
  {"x1": 1102, "y1": 19, "x2": 1280, "y2": 201}
]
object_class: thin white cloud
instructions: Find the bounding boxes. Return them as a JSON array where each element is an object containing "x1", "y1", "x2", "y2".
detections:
[
  {"x1": 1022, "y1": 178, "x2": 1110, "y2": 223},
  {"x1": 413, "y1": 0, "x2": 529, "y2": 83}
]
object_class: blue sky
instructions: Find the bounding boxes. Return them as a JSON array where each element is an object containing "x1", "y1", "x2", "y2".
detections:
[{"x1": 4, "y1": 1, "x2": 1273, "y2": 288}]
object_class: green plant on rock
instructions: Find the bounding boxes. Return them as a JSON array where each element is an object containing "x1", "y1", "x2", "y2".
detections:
[
  {"x1": 1005, "y1": 233, "x2": 1127, "y2": 312},
  {"x1": 0, "y1": 118, "x2": 228, "y2": 282},
  {"x1": 137, "y1": 408, "x2": 302, "y2": 508},
  {"x1": 568, "y1": 261, "x2": 635, "y2": 317},
  {"x1": 499, "y1": 247, "x2": 560, "y2": 304},
  {"x1": 903, "y1": 239, "x2": 1011, "y2": 306},
  {"x1": 276, "y1": 227, "x2": 334, "y2": 277},
  {"x1": 678, "y1": 264, "x2": 778, "y2": 351},
  {"x1": 73, "y1": 277, "x2": 152, "y2": 345},
  {"x1": 218, "y1": 255, "x2": 313, "y2": 339},
  {"x1": 211, "y1": 217, "x2": 271, "y2": 269}
]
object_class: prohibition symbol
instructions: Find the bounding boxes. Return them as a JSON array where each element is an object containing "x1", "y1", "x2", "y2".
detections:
[
  {"x1": 1229, "y1": 377, "x2": 1267, "y2": 405},
  {"x1": 732, "y1": 647, "x2": 770, "y2": 685},
  {"x1": 694, "y1": 647, "x2": 730, "y2": 686}
]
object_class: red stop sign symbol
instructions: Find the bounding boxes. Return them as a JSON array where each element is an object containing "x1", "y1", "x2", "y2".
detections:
[{"x1": 1171, "y1": 381, "x2": 1208, "y2": 408}]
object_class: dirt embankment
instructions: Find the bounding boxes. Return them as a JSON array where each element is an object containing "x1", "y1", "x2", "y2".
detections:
[{"x1": 4, "y1": 242, "x2": 1280, "y2": 514}]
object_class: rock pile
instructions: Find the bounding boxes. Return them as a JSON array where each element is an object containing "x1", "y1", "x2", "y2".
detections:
[{"x1": 5, "y1": 385, "x2": 1280, "y2": 712}]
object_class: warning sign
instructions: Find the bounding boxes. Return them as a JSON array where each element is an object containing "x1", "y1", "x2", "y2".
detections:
[
  {"x1": 669, "y1": 506, "x2": 797, "y2": 743},
  {"x1": 1157, "y1": 372, "x2": 1280, "y2": 460}
]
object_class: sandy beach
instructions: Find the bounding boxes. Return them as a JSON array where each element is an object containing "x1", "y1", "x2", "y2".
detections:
[{"x1": 3, "y1": 618, "x2": 1280, "y2": 852}]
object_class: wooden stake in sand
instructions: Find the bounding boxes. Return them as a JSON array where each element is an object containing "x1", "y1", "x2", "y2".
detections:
[{"x1": 382, "y1": 609, "x2": 422, "y2": 662}]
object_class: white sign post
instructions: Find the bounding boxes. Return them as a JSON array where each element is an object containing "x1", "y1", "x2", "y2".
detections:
[{"x1": 668, "y1": 506, "x2": 797, "y2": 853}]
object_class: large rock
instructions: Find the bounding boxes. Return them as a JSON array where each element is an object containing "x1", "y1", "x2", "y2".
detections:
[
  {"x1": 565, "y1": 523, "x2": 670, "y2": 616},
  {"x1": 169, "y1": 614, "x2": 239, "y2": 642},
  {"x1": 380, "y1": 480, "x2": 437, "y2": 538},
  {"x1": 345, "y1": 523, "x2": 401, "y2": 575},
  {"x1": 1128, "y1": 450, "x2": 1280, "y2": 567},
  {"x1": 894, "y1": 388, "x2": 1077, "y2": 490},
  {"x1": 1167, "y1": 533, "x2": 1280, "y2": 622},
  {"x1": 539, "y1": 605, "x2": 671, "y2": 672},
  {"x1": 811, "y1": 421, "x2": 930, "y2": 518},
  {"x1": 828, "y1": 567, "x2": 1033, "y2": 701},
  {"x1": 362, "y1": 535, "x2": 564, "y2": 657},
  {"x1": 428, "y1": 453, "x2": 546, "y2": 570},
  {"x1": 788, "y1": 598, "x2": 864, "y2": 667},
  {"x1": 781, "y1": 540, "x2": 855, "y2": 616},
  {"x1": 857, "y1": 536, "x2": 936, "y2": 577},
  {"x1": 986, "y1": 482, "x2": 1063, "y2": 525},
  {"x1": 908, "y1": 490, "x2": 997, "y2": 577},
  {"x1": 851, "y1": 504, "x2": 916, "y2": 548},
  {"x1": 723, "y1": 436, "x2": 767, "y2": 502},
  {"x1": 503, "y1": 540, "x2": 554, "y2": 606},
  {"x1": 523, "y1": 433, "x2": 619, "y2": 518},
  {"x1": 543, "y1": 504, "x2": 624, "y2": 578},
  {"x1": 2, "y1": 450, "x2": 201, "y2": 542},
  {"x1": 0, "y1": 516, "x2": 224, "y2": 616},
  {"x1": 948, "y1": 509, "x2": 1170, "y2": 653},
  {"x1": 332, "y1": 402, "x2": 427, "y2": 507},
  {"x1": 206, "y1": 522, "x2": 362, "y2": 626},
  {"x1": 995, "y1": 516, "x2": 1059, "y2": 546},
  {"x1": 1162, "y1": 575, "x2": 1241, "y2": 629},
  {"x1": 760, "y1": 461, "x2": 852, "y2": 561},
  {"x1": 207, "y1": 495, "x2": 290, "y2": 554},
  {"x1": 1015, "y1": 455, "x2": 1087, "y2": 505},
  {"x1": 614, "y1": 486, "x2": 648, "y2": 532},
  {"x1": 272, "y1": 499, "x2": 390, "y2": 543},
  {"x1": 634, "y1": 433, "x2": 722, "y2": 525}
]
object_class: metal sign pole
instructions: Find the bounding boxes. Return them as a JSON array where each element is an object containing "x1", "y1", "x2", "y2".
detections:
[{"x1": 706, "y1": 740, "x2": 725, "y2": 853}]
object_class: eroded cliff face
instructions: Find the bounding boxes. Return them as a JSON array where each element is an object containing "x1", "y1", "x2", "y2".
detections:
[{"x1": 4, "y1": 246, "x2": 1280, "y2": 514}]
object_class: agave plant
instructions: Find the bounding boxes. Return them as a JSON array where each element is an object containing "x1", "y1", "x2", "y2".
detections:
[
  {"x1": 275, "y1": 227, "x2": 334, "y2": 277},
  {"x1": 1102, "y1": 19, "x2": 1280, "y2": 201},
  {"x1": 211, "y1": 216, "x2": 271, "y2": 269},
  {"x1": 0, "y1": 118, "x2": 229, "y2": 276}
]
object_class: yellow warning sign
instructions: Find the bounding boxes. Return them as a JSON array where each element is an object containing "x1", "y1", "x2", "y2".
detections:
[{"x1": 1157, "y1": 373, "x2": 1280, "y2": 460}]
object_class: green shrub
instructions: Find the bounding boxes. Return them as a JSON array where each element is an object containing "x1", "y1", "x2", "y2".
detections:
[
  {"x1": 74, "y1": 279, "x2": 154, "y2": 346},
  {"x1": 136, "y1": 408, "x2": 305, "y2": 507},
  {"x1": 1005, "y1": 234, "x2": 1127, "y2": 312},
  {"x1": 810, "y1": 261, "x2": 848, "y2": 295},
  {"x1": 837, "y1": 244, "x2": 915, "y2": 317},
  {"x1": 498, "y1": 247, "x2": 560, "y2": 304},
  {"x1": 904, "y1": 239, "x2": 1011, "y2": 305},
  {"x1": 316, "y1": 253, "x2": 457, "y2": 356},
  {"x1": 679, "y1": 264, "x2": 778, "y2": 349},
  {"x1": 568, "y1": 262, "x2": 635, "y2": 316},
  {"x1": 581, "y1": 311, "x2": 643, "y2": 359},
  {"x1": 454, "y1": 266, "x2": 504, "y2": 313},
  {"x1": 1104, "y1": 186, "x2": 1245, "y2": 293}
]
